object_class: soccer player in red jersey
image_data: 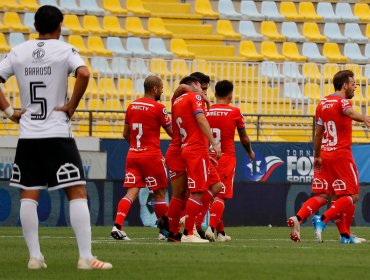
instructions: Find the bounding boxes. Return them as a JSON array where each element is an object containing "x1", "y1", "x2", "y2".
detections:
[
  {"x1": 111, "y1": 76, "x2": 173, "y2": 240},
  {"x1": 172, "y1": 76, "x2": 222, "y2": 243},
  {"x1": 204, "y1": 80, "x2": 255, "y2": 242},
  {"x1": 288, "y1": 70, "x2": 370, "y2": 243}
]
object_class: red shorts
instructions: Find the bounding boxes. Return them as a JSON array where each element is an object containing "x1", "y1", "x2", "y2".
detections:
[
  {"x1": 165, "y1": 146, "x2": 186, "y2": 181},
  {"x1": 311, "y1": 157, "x2": 359, "y2": 196},
  {"x1": 124, "y1": 155, "x2": 168, "y2": 191},
  {"x1": 181, "y1": 149, "x2": 220, "y2": 193},
  {"x1": 216, "y1": 154, "x2": 236, "y2": 199}
]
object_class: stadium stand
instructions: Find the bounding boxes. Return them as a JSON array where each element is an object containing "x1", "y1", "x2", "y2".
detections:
[
  {"x1": 240, "y1": 1, "x2": 265, "y2": 21},
  {"x1": 217, "y1": 0, "x2": 242, "y2": 20},
  {"x1": 324, "y1": 23, "x2": 348, "y2": 43},
  {"x1": 239, "y1": 21, "x2": 263, "y2": 41},
  {"x1": 102, "y1": 0, "x2": 127, "y2": 15},
  {"x1": 281, "y1": 22, "x2": 305, "y2": 42}
]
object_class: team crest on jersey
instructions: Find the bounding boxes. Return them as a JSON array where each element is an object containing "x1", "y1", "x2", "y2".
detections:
[
  {"x1": 341, "y1": 99, "x2": 350, "y2": 108},
  {"x1": 32, "y1": 48, "x2": 45, "y2": 60},
  {"x1": 37, "y1": 42, "x2": 45, "y2": 47},
  {"x1": 163, "y1": 108, "x2": 168, "y2": 115},
  {"x1": 72, "y1": 48, "x2": 78, "y2": 54},
  {"x1": 195, "y1": 95, "x2": 202, "y2": 101}
]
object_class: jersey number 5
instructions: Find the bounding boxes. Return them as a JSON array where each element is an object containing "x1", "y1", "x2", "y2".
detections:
[
  {"x1": 176, "y1": 117, "x2": 187, "y2": 142},
  {"x1": 133, "y1": 123, "x2": 143, "y2": 148},
  {"x1": 30, "y1": 81, "x2": 47, "y2": 120}
]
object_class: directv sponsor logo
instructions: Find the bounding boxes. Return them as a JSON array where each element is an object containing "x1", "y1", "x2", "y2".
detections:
[{"x1": 286, "y1": 149, "x2": 314, "y2": 183}]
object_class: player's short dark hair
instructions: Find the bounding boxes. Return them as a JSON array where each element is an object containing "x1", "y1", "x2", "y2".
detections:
[
  {"x1": 190, "y1": 72, "x2": 210, "y2": 84},
  {"x1": 35, "y1": 5, "x2": 64, "y2": 35},
  {"x1": 215, "y1": 80, "x2": 234, "y2": 97},
  {"x1": 179, "y1": 76, "x2": 201, "y2": 86},
  {"x1": 333, "y1": 70, "x2": 354, "y2": 91},
  {"x1": 144, "y1": 75, "x2": 162, "y2": 92}
]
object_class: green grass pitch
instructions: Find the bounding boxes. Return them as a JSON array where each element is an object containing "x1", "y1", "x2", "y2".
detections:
[{"x1": 0, "y1": 226, "x2": 369, "y2": 280}]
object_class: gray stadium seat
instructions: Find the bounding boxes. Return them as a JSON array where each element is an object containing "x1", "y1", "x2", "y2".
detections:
[
  {"x1": 126, "y1": 37, "x2": 151, "y2": 58},
  {"x1": 9, "y1": 33, "x2": 25, "y2": 47},
  {"x1": 344, "y1": 43, "x2": 369, "y2": 64},
  {"x1": 148, "y1": 38, "x2": 174, "y2": 59},
  {"x1": 317, "y1": 3, "x2": 341, "y2": 22},
  {"x1": 60, "y1": 0, "x2": 85, "y2": 15},
  {"x1": 324, "y1": 23, "x2": 347, "y2": 43},
  {"x1": 91, "y1": 57, "x2": 113, "y2": 77},
  {"x1": 335, "y1": 3, "x2": 359, "y2": 23},
  {"x1": 130, "y1": 59, "x2": 152, "y2": 78},
  {"x1": 79, "y1": 0, "x2": 105, "y2": 16},
  {"x1": 302, "y1": 42, "x2": 328, "y2": 63},
  {"x1": 112, "y1": 58, "x2": 133, "y2": 78},
  {"x1": 239, "y1": 21, "x2": 263, "y2": 41},
  {"x1": 261, "y1": 1, "x2": 285, "y2": 22},
  {"x1": 240, "y1": 1, "x2": 265, "y2": 21},
  {"x1": 218, "y1": 0, "x2": 242, "y2": 20},
  {"x1": 107, "y1": 37, "x2": 133, "y2": 57},
  {"x1": 261, "y1": 61, "x2": 284, "y2": 82},
  {"x1": 283, "y1": 62, "x2": 305, "y2": 82},
  {"x1": 281, "y1": 22, "x2": 305, "y2": 43},
  {"x1": 344, "y1": 23, "x2": 369, "y2": 43}
]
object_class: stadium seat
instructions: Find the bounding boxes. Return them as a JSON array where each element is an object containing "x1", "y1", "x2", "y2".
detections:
[
  {"x1": 304, "y1": 83, "x2": 321, "y2": 101},
  {"x1": 261, "y1": 41, "x2": 285, "y2": 61},
  {"x1": 303, "y1": 22, "x2": 326, "y2": 42},
  {"x1": 87, "y1": 98, "x2": 105, "y2": 119},
  {"x1": 148, "y1": 38, "x2": 174, "y2": 59},
  {"x1": 103, "y1": 0, "x2": 127, "y2": 15},
  {"x1": 64, "y1": 15, "x2": 88, "y2": 35},
  {"x1": 23, "y1": 12, "x2": 36, "y2": 33},
  {"x1": 283, "y1": 82, "x2": 307, "y2": 100},
  {"x1": 98, "y1": 78, "x2": 119, "y2": 98},
  {"x1": 281, "y1": 22, "x2": 305, "y2": 42},
  {"x1": 170, "y1": 39, "x2": 195, "y2": 59},
  {"x1": 345, "y1": 64, "x2": 367, "y2": 84},
  {"x1": 317, "y1": 3, "x2": 341, "y2": 23},
  {"x1": 9, "y1": 32, "x2": 25, "y2": 47},
  {"x1": 60, "y1": 0, "x2": 85, "y2": 15},
  {"x1": 103, "y1": 16, "x2": 128, "y2": 37},
  {"x1": 2, "y1": 0, "x2": 25, "y2": 10},
  {"x1": 240, "y1": 1, "x2": 265, "y2": 21},
  {"x1": 282, "y1": 42, "x2": 307, "y2": 62},
  {"x1": 142, "y1": 1, "x2": 199, "y2": 19},
  {"x1": 150, "y1": 58, "x2": 172, "y2": 78},
  {"x1": 133, "y1": 78, "x2": 145, "y2": 95},
  {"x1": 261, "y1": 61, "x2": 284, "y2": 81},
  {"x1": 192, "y1": 59, "x2": 215, "y2": 79},
  {"x1": 365, "y1": 43, "x2": 370, "y2": 60},
  {"x1": 324, "y1": 23, "x2": 347, "y2": 43},
  {"x1": 239, "y1": 41, "x2": 264, "y2": 61},
  {"x1": 344, "y1": 43, "x2": 369, "y2": 64},
  {"x1": 28, "y1": 33, "x2": 38, "y2": 40},
  {"x1": 126, "y1": 37, "x2": 151, "y2": 58},
  {"x1": 323, "y1": 43, "x2": 348, "y2": 63},
  {"x1": 195, "y1": 0, "x2": 219, "y2": 18},
  {"x1": 323, "y1": 63, "x2": 340, "y2": 82},
  {"x1": 118, "y1": 78, "x2": 134, "y2": 99},
  {"x1": 126, "y1": 0, "x2": 151, "y2": 16},
  {"x1": 148, "y1": 18, "x2": 172, "y2": 37},
  {"x1": 283, "y1": 62, "x2": 305, "y2": 82},
  {"x1": 85, "y1": 78, "x2": 99, "y2": 99},
  {"x1": 298, "y1": 2, "x2": 322, "y2": 22},
  {"x1": 68, "y1": 35, "x2": 94, "y2": 55},
  {"x1": 39, "y1": 0, "x2": 66, "y2": 13},
  {"x1": 0, "y1": 19, "x2": 10, "y2": 32},
  {"x1": 83, "y1": 16, "x2": 109, "y2": 36},
  {"x1": 261, "y1": 1, "x2": 285, "y2": 21},
  {"x1": 344, "y1": 23, "x2": 368, "y2": 43},
  {"x1": 335, "y1": 3, "x2": 359, "y2": 23},
  {"x1": 280, "y1": 2, "x2": 304, "y2": 21},
  {"x1": 107, "y1": 37, "x2": 132, "y2": 57},
  {"x1": 171, "y1": 59, "x2": 190, "y2": 78},
  {"x1": 112, "y1": 58, "x2": 133, "y2": 78},
  {"x1": 302, "y1": 42, "x2": 328, "y2": 63},
  {"x1": 90, "y1": 57, "x2": 112, "y2": 77},
  {"x1": 216, "y1": 20, "x2": 241, "y2": 39},
  {"x1": 87, "y1": 36, "x2": 113, "y2": 56},
  {"x1": 80, "y1": 0, "x2": 105, "y2": 16},
  {"x1": 94, "y1": 120, "x2": 114, "y2": 138},
  {"x1": 217, "y1": 0, "x2": 242, "y2": 20},
  {"x1": 239, "y1": 21, "x2": 263, "y2": 41},
  {"x1": 4, "y1": 12, "x2": 29, "y2": 32},
  {"x1": 3, "y1": 76, "x2": 20, "y2": 97},
  {"x1": 105, "y1": 100, "x2": 125, "y2": 120},
  {"x1": 126, "y1": 17, "x2": 150, "y2": 37},
  {"x1": 20, "y1": 0, "x2": 39, "y2": 11},
  {"x1": 303, "y1": 63, "x2": 323, "y2": 82},
  {"x1": 354, "y1": 3, "x2": 370, "y2": 23},
  {"x1": 130, "y1": 58, "x2": 152, "y2": 78},
  {"x1": 261, "y1": 21, "x2": 285, "y2": 41}
]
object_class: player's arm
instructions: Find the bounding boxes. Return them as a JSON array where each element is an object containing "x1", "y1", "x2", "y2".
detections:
[
  {"x1": 0, "y1": 86, "x2": 24, "y2": 123},
  {"x1": 313, "y1": 124, "x2": 325, "y2": 172},
  {"x1": 163, "y1": 125, "x2": 173, "y2": 138},
  {"x1": 195, "y1": 113, "x2": 221, "y2": 159},
  {"x1": 344, "y1": 107, "x2": 370, "y2": 128},
  {"x1": 173, "y1": 85, "x2": 211, "y2": 108},
  {"x1": 123, "y1": 123, "x2": 131, "y2": 143},
  {"x1": 237, "y1": 128, "x2": 255, "y2": 160}
]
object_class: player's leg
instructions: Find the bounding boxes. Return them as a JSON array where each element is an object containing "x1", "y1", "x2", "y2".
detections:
[
  {"x1": 207, "y1": 197, "x2": 225, "y2": 240},
  {"x1": 153, "y1": 188, "x2": 167, "y2": 219}
]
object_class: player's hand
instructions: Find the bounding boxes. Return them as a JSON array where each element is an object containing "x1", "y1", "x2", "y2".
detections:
[
  {"x1": 364, "y1": 116, "x2": 370, "y2": 128},
  {"x1": 54, "y1": 102, "x2": 75, "y2": 119},
  {"x1": 249, "y1": 150, "x2": 255, "y2": 161},
  {"x1": 313, "y1": 157, "x2": 322, "y2": 173},
  {"x1": 210, "y1": 156, "x2": 218, "y2": 167},
  {"x1": 212, "y1": 143, "x2": 222, "y2": 159},
  {"x1": 9, "y1": 109, "x2": 26, "y2": 123},
  {"x1": 201, "y1": 93, "x2": 211, "y2": 109}
]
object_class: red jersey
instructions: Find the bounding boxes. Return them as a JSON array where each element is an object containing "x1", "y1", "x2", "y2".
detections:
[
  {"x1": 206, "y1": 104, "x2": 245, "y2": 157},
  {"x1": 316, "y1": 94, "x2": 353, "y2": 158},
  {"x1": 167, "y1": 96, "x2": 181, "y2": 151},
  {"x1": 125, "y1": 97, "x2": 171, "y2": 157},
  {"x1": 172, "y1": 92, "x2": 208, "y2": 153}
]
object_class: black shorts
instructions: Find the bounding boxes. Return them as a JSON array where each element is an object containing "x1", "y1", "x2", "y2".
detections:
[{"x1": 9, "y1": 138, "x2": 86, "y2": 191}]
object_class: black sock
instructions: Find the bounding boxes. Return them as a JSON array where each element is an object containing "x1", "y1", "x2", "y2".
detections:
[
  {"x1": 296, "y1": 215, "x2": 302, "y2": 222},
  {"x1": 218, "y1": 231, "x2": 225, "y2": 236},
  {"x1": 114, "y1": 223, "x2": 122, "y2": 230},
  {"x1": 183, "y1": 229, "x2": 188, "y2": 236},
  {"x1": 340, "y1": 233, "x2": 350, "y2": 239},
  {"x1": 211, "y1": 226, "x2": 215, "y2": 233},
  {"x1": 321, "y1": 215, "x2": 326, "y2": 222}
]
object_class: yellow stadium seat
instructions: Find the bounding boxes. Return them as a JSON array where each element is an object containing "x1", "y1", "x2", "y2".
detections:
[
  {"x1": 195, "y1": 0, "x2": 219, "y2": 18},
  {"x1": 3, "y1": 0, "x2": 24, "y2": 10},
  {"x1": 165, "y1": 21, "x2": 222, "y2": 41},
  {"x1": 12, "y1": 96, "x2": 21, "y2": 108},
  {"x1": 150, "y1": 58, "x2": 172, "y2": 78},
  {"x1": 261, "y1": 41, "x2": 285, "y2": 61},
  {"x1": 323, "y1": 83, "x2": 335, "y2": 97},
  {"x1": 75, "y1": 99, "x2": 89, "y2": 119},
  {"x1": 170, "y1": 39, "x2": 195, "y2": 58},
  {"x1": 261, "y1": 21, "x2": 285, "y2": 41},
  {"x1": 94, "y1": 120, "x2": 114, "y2": 138},
  {"x1": 171, "y1": 59, "x2": 191, "y2": 78},
  {"x1": 118, "y1": 78, "x2": 134, "y2": 99},
  {"x1": 126, "y1": 0, "x2": 151, "y2": 16},
  {"x1": 304, "y1": 83, "x2": 321, "y2": 101},
  {"x1": 112, "y1": 121, "x2": 124, "y2": 138},
  {"x1": 4, "y1": 12, "x2": 29, "y2": 32},
  {"x1": 345, "y1": 64, "x2": 367, "y2": 84},
  {"x1": 282, "y1": 42, "x2": 307, "y2": 62},
  {"x1": 87, "y1": 36, "x2": 113, "y2": 56},
  {"x1": 103, "y1": 16, "x2": 128, "y2": 36},
  {"x1": 126, "y1": 17, "x2": 150, "y2": 37},
  {"x1": 142, "y1": 1, "x2": 200, "y2": 19},
  {"x1": 20, "y1": 0, "x2": 39, "y2": 11},
  {"x1": 83, "y1": 58, "x2": 99, "y2": 77},
  {"x1": 87, "y1": 98, "x2": 105, "y2": 119},
  {"x1": 239, "y1": 41, "x2": 264, "y2": 61},
  {"x1": 303, "y1": 22, "x2": 326, "y2": 42},
  {"x1": 85, "y1": 78, "x2": 99, "y2": 99},
  {"x1": 103, "y1": 0, "x2": 127, "y2": 15},
  {"x1": 3, "y1": 76, "x2": 20, "y2": 97},
  {"x1": 192, "y1": 59, "x2": 215, "y2": 79},
  {"x1": 323, "y1": 63, "x2": 340, "y2": 83},
  {"x1": 298, "y1": 2, "x2": 322, "y2": 21},
  {"x1": 162, "y1": 80, "x2": 171, "y2": 99},
  {"x1": 64, "y1": 15, "x2": 88, "y2": 35},
  {"x1": 0, "y1": 33, "x2": 11, "y2": 52},
  {"x1": 83, "y1": 15, "x2": 109, "y2": 36},
  {"x1": 68, "y1": 35, "x2": 94, "y2": 56},
  {"x1": 28, "y1": 33, "x2": 38, "y2": 40},
  {"x1": 76, "y1": 120, "x2": 91, "y2": 137},
  {"x1": 106, "y1": 99, "x2": 125, "y2": 120},
  {"x1": 216, "y1": 20, "x2": 241, "y2": 39},
  {"x1": 148, "y1": 18, "x2": 172, "y2": 37},
  {"x1": 97, "y1": 78, "x2": 118, "y2": 98},
  {"x1": 323, "y1": 43, "x2": 348, "y2": 63},
  {"x1": 365, "y1": 24, "x2": 370, "y2": 39},
  {"x1": 303, "y1": 63, "x2": 322, "y2": 82},
  {"x1": 280, "y1": 2, "x2": 304, "y2": 21},
  {"x1": 0, "y1": 19, "x2": 10, "y2": 32},
  {"x1": 354, "y1": 3, "x2": 370, "y2": 23},
  {"x1": 188, "y1": 44, "x2": 244, "y2": 62}
]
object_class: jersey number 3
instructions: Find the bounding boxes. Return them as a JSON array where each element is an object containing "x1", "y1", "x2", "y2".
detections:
[{"x1": 30, "y1": 81, "x2": 47, "y2": 120}]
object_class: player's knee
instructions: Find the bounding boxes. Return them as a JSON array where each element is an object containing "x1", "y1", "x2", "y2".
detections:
[
  {"x1": 210, "y1": 182, "x2": 223, "y2": 194},
  {"x1": 351, "y1": 194, "x2": 359, "y2": 203}
]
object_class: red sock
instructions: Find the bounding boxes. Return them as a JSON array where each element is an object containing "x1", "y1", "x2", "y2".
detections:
[
  {"x1": 167, "y1": 197, "x2": 185, "y2": 234},
  {"x1": 209, "y1": 198, "x2": 225, "y2": 229},
  {"x1": 332, "y1": 201, "x2": 348, "y2": 235},
  {"x1": 153, "y1": 199, "x2": 167, "y2": 219},
  {"x1": 115, "y1": 197, "x2": 133, "y2": 227},
  {"x1": 176, "y1": 197, "x2": 188, "y2": 233},
  {"x1": 344, "y1": 204, "x2": 356, "y2": 234},
  {"x1": 296, "y1": 196, "x2": 327, "y2": 222},
  {"x1": 184, "y1": 196, "x2": 202, "y2": 235},
  {"x1": 322, "y1": 196, "x2": 353, "y2": 223},
  {"x1": 195, "y1": 190, "x2": 215, "y2": 229},
  {"x1": 216, "y1": 218, "x2": 225, "y2": 233}
]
